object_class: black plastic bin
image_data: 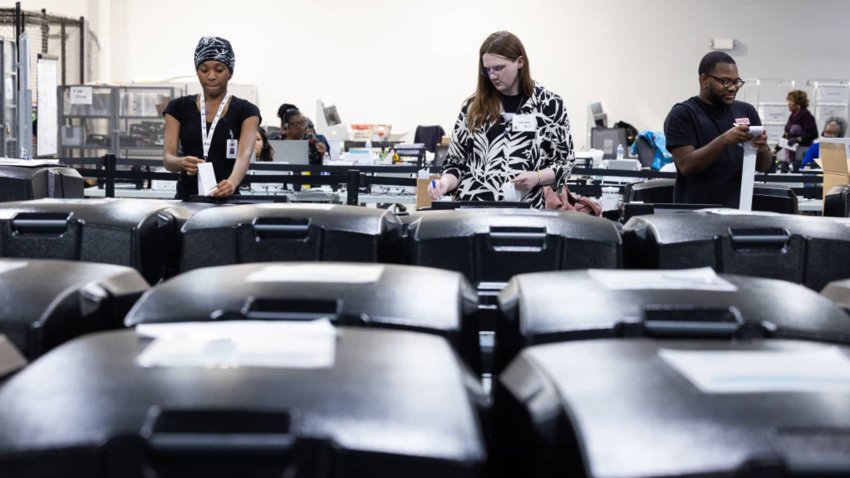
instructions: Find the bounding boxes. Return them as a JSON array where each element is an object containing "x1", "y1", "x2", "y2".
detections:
[
  {"x1": 0, "y1": 258, "x2": 148, "y2": 360},
  {"x1": 406, "y1": 208, "x2": 622, "y2": 321},
  {"x1": 824, "y1": 184, "x2": 850, "y2": 217},
  {"x1": 125, "y1": 262, "x2": 481, "y2": 372},
  {"x1": 0, "y1": 198, "x2": 190, "y2": 284},
  {"x1": 495, "y1": 268, "x2": 850, "y2": 372},
  {"x1": 178, "y1": 204, "x2": 403, "y2": 272},
  {"x1": 623, "y1": 209, "x2": 850, "y2": 290},
  {"x1": 494, "y1": 338, "x2": 850, "y2": 478},
  {"x1": 0, "y1": 327, "x2": 487, "y2": 478},
  {"x1": 0, "y1": 165, "x2": 84, "y2": 202},
  {"x1": 406, "y1": 209, "x2": 622, "y2": 283}
]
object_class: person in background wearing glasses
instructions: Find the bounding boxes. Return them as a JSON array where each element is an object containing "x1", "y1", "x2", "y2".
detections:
[
  {"x1": 428, "y1": 31, "x2": 574, "y2": 208},
  {"x1": 664, "y1": 51, "x2": 771, "y2": 208},
  {"x1": 801, "y1": 116, "x2": 847, "y2": 169},
  {"x1": 281, "y1": 107, "x2": 327, "y2": 165},
  {"x1": 163, "y1": 36, "x2": 260, "y2": 199}
]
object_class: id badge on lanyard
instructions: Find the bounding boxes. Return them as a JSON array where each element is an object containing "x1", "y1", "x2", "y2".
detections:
[{"x1": 200, "y1": 91, "x2": 232, "y2": 160}]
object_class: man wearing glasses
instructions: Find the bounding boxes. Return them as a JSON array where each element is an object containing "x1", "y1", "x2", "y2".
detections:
[{"x1": 664, "y1": 52, "x2": 771, "y2": 207}]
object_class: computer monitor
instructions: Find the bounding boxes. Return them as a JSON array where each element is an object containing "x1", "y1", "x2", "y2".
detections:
[
  {"x1": 314, "y1": 97, "x2": 347, "y2": 148},
  {"x1": 269, "y1": 140, "x2": 310, "y2": 165},
  {"x1": 591, "y1": 127, "x2": 629, "y2": 160}
]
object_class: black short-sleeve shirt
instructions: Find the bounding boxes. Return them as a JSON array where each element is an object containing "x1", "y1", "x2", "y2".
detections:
[
  {"x1": 164, "y1": 95, "x2": 260, "y2": 199},
  {"x1": 664, "y1": 97, "x2": 761, "y2": 207}
]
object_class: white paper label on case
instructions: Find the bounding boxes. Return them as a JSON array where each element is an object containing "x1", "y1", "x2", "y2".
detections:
[
  {"x1": 136, "y1": 319, "x2": 337, "y2": 369},
  {"x1": 0, "y1": 261, "x2": 27, "y2": 275},
  {"x1": 660, "y1": 346, "x2": 850, "y2": 394},
  {"x1": 589, "y1": 267, "x2": 738, "y2": 291},
  {"x1": 246, "y1": 264, "x2": 385, "y2": 284}
]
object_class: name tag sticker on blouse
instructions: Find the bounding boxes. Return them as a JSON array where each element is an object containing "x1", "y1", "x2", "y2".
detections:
[
  {"x1": 226, "y1": 139, "x2": 238, "y2": 159},
  {"x1": 513, "y1": 115, "x2": 536, "y2": 132}
]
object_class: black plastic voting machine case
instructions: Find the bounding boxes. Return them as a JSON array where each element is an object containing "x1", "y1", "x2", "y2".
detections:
[
  {"x1": 495, "y1": 269, "x2": 850, "y2": 372},
  {"x1": 0, "y1": 198, "x2": 192, "y2": 284},
  {"x1": 125, "y1": 262, "x2": 481, "y2": 372},
  {"x1": 0, "y1": 258, "x2": 148, "y2": 360},
  {"x1": 493, "y1": 338, "x2": 850, "y2": 478},
  {"x1": 178, "y1": 203, "x2": 404, "y2": 272},
  {"x1": 623, "y1": 210, "x2": 850, "y2": 290},
  {"x1": 824, "y1": 184, "x2": 850, "y2": 217},
  {"x1": 0, "y1": 327, "x2": 487, "y2": 477},
  {"x1": 0, "y1": 164, "x2": 84, "y2": 201}
]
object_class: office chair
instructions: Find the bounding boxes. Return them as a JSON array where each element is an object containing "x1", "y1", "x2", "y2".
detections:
[{"x1": 414, "y1": 125, "x2": 446, "y2": 153}]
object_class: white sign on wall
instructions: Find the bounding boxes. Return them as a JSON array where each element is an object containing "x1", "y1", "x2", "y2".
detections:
[{"x1": 69, "y1": 86, "x2": 93, "y2": 105}]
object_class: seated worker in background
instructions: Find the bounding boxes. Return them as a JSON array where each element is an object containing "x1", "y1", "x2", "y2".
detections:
[
  {"x1": 664, "y1": 51, "x2": 771, "y2": 208},
  {"x1": 163, "y1": 36, "x2": 260, "y2": 200},
  {"x1": 305, "y1": 117, "x2": 332, "y2": 158},
  {"x1": 275, "y1": 102, "x2": 298, "y2": 139},
  {"x1": 254, "y1": 127, "x2": 275, "y2": 162},
  {"x1": 801, "y1": 116, "x2": 847, "y2": 168},
  {"x1": 281, "y1": 107, "x2": 327, "y2": 165},
  {"x1": 428, "y1": 30, "x2": 575, "y2": 208}
]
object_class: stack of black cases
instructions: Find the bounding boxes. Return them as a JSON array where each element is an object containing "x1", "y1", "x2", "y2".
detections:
[
  {"x1": 405, "y1": 209, "x2": 622, "y2": 326},
  {"x1": 0, "y1": 164, "x2": 84, "y2": 201},
  {"x1": 623, "y1": 209, "x2": 850, "y2": 289},
  {"x1": 0, "y1": 198, "x2": 197, "y2": 283},
  {"x1": 0, "y1": 327, "x2": 487, "y2": 477},
  {"x1": 178, "y1": 204, "x2": 403, "y2": 272},
  {"x1": 495, "y1": 269, "x2": 850, "y2": 371},
  {"x1": 0, "y1": 258, "x2": 149, "y2": 360},
  {"x1": 126, "y1": 262, "x2": 481, "y2": 372},
  {"x1": 493, "y1": 268, "x2": 850, "y2": 477}
]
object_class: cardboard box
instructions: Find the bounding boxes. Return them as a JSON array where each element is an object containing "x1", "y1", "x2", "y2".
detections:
[
  {"x1": 415, "y1": 176, "x2": 440, "y2": 210},
  {"x1": 818, "y1": 138, "x2": 850, "y2": 200}
]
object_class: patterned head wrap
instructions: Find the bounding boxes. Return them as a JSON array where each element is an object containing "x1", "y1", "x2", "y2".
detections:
[{"x1": 194, "y1": 36, "x2": 235, "y2": 72}]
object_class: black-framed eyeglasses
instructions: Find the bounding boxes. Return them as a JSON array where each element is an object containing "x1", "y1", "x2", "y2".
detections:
[{"x1": 706, "y1": 74, "x2": 745, "y2": 89}]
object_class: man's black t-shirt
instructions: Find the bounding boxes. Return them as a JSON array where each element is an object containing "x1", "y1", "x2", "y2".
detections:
[
  {"x1": 164, "y1": 95, "x2": 260, "y2": 199},
  {"x1": 664, "y1": 96, "x2": 761, "y2": 207}
]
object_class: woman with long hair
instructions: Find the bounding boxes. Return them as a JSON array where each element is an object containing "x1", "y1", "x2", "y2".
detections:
[
  {"x1": 163, "y1": 36, "x2": 260, "y2": 199},
  {"x1": 254, "y1": 127, "x2": 275, "y2": 162},
  {"x1": 429, "y1": 31, "x2": 574, "y2": 207}
]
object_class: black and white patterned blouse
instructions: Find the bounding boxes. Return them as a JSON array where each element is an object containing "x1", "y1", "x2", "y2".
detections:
[{"x1": 442, "y1": 82, "x2": 575, "y2": 208}]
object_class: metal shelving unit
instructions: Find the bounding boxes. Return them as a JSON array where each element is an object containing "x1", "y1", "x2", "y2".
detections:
[
  {"x1": 0, "y1": 37, "x2": 17, "y2": 157},
  {"x1": 57, "y1": 84, "x2": 182, "y2": 162},
  {"x1": 808, "y1": 80, "x2": 849, "y2": 130}
]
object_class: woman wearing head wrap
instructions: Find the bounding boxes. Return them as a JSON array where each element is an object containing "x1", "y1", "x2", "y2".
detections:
[{"x1": 163, "y1": 36, "x2": 260, "y2": 199}]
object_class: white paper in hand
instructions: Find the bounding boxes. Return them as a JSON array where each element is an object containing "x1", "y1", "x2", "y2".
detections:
[
  {"x1": 501, "y1": 181, "x2": 521, "y2": 202},
  {"x1": 197, "y1": 162, "x2": 217, "y2": 196},
  {"x1": 738, "y1": 126, "x2": 763, "y2": 212}
]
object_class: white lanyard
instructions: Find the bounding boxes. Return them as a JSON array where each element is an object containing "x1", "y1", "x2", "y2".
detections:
[{"x1": 199, "y1": 91, "x2": 231, "y2": 160}]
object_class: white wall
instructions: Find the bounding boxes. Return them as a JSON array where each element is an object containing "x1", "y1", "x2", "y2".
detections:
[{"x1": 19, "y1": 0, "x2": 850, "y2": 146}]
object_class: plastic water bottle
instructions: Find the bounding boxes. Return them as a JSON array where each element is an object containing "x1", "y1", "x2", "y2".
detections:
[{"x1": 616, "y1": 144, "x2": 624, "y2": 160}]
